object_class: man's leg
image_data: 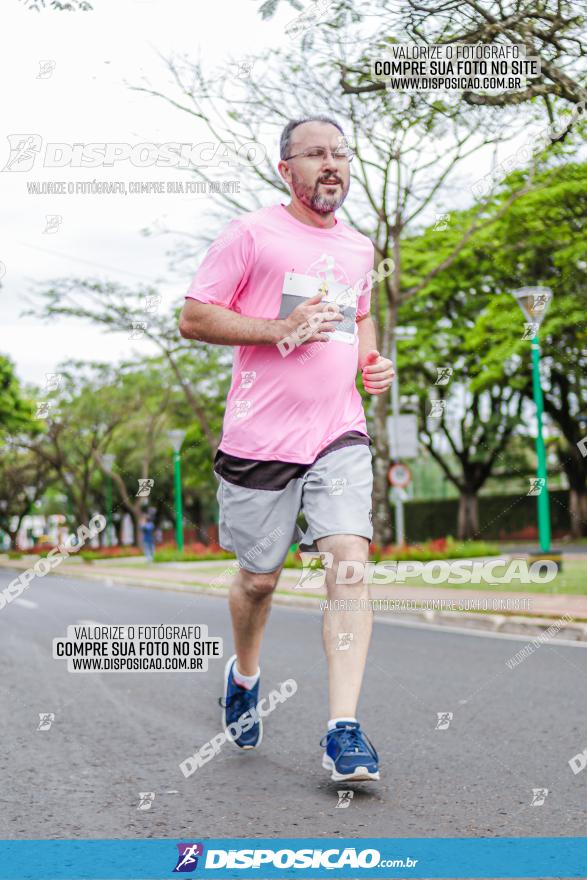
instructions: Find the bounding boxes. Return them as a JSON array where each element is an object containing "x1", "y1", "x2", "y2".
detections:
[
  {"x1": 220, "y1": 564, "x2": 284, "y2": 750},
  {"x1": 228, "y1": 564, "x2": 283, "y2": 676},
  {"x1": 316, "y1": 533, "x2": 371, "y2": 718}
]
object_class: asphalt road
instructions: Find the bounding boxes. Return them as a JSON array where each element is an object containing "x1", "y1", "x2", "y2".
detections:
[{"x1": 1, "y1": 568, "x2": 586, "y2": 841}]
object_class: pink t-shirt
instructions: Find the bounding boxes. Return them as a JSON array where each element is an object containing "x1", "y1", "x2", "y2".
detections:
[{"x1": 185, "y1": 203, "x2": 374, "y2": 464}]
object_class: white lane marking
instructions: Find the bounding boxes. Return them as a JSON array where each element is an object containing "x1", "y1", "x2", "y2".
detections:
[{"x1": 14, "y1": 598, "x2": 38, "y2": 609}]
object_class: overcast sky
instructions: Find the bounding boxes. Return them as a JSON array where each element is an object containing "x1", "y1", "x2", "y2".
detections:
[{"x1": 1, "y1": 0, "x2": 577, "y2": 389}]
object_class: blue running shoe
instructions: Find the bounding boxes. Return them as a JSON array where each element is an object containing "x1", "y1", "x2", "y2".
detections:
[
  {"x1": 218, "y1": 654, "x2": 262, "y2": 749},
  {"x1": 320, "y1": 721, "x2": 380, "y2": 781}
]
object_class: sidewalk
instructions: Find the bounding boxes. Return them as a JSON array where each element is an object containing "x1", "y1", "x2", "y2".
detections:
[{"x1": 3, "y1": 555, "x2": 587, "y2": 642}]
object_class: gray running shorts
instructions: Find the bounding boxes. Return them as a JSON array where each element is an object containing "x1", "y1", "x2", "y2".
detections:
[{"x1": 213, "y1": 431, "x2": 374, "y2": 573}]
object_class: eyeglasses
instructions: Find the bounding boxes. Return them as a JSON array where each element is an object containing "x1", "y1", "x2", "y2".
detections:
[{"x1": 284, "y1": 146, "x2": 355, "y2": 163}]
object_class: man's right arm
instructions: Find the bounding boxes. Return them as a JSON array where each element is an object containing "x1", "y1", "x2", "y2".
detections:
[{"x1": 178, "y1": 295, "x2": 342, "y2": 347}]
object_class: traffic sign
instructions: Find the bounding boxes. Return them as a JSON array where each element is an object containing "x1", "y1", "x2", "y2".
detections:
[{"x1": 387, "y1": 462, "x2": 412, "y2": 489}]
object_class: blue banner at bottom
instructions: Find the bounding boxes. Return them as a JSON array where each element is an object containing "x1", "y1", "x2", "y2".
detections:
[{"x1": 0, "y1": 837, "x2": 586, "y2": 879}]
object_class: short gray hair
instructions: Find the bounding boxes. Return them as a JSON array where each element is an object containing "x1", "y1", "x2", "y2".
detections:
[{"x1": 279, "y1": 116, "x2": 346, "y2": 160}]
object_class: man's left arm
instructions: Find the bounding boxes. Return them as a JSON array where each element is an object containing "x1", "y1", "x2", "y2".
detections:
[{"x1": 356, "y1": 315, "x2": 395, "y2": 395}]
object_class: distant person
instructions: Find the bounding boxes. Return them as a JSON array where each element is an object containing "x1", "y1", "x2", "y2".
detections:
[{"x1": 140, "y1": 514, "x2": 155, "y2": 562}]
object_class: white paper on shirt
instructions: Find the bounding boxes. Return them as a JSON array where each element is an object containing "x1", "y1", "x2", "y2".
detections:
[{"x1": 279, "y1": 272, "x2": 358, "y2": 344}]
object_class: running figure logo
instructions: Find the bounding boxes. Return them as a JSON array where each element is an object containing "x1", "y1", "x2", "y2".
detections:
[
  {"x1": 336, "y1": 790, "x2": 354, "y2": 808},
  {"x1": 295, "y1": 551, "x2": 333, "y2": 590},
  {"x1": 435, "y1": 712, "x2": 453, "y2": 730},
  {"x1": 2, "y1": 134, "x2": 42, "y2": 171},
  {"x1": 37, "y1": 713, "x2": 55, "y2": 731},
  {"x1": 173, "y1": 843, "x2": 204, "y2": 872}
]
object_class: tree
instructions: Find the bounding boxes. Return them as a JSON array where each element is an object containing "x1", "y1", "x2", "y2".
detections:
[
  {"x1": 0, "y1": 446, "x2": 52, "y2": 549},
  {"x1": 402, "y1": 158, "x2": 587, "y2": 537},
  {"x1": 468, "y1": 161, "x2": 587, "y2": 536},
  {"x1": 0, "y1": 355, "x2": 35, "y2": 437},
  {"x1": 26, "y1": 281, "x2": 230, "y2": 453},
  {"x1": 254, "y1": 0, "x2": 587, "y2": 114}
]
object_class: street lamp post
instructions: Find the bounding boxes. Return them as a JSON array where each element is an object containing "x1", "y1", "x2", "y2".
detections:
[
  {"x1": 102, "y1": 454, "x2": 116, "y2": 547},
  {"x1": 511, "y1": 286, "x2": 552, "y2": 553},
  {"x1": 168, "y1": 430, "x2": 186, "y2": 553}
]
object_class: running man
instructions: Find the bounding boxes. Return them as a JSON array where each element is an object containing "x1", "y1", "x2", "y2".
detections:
[{"x1": 179, "y1": 116, "x2": 395, "y2": 782}]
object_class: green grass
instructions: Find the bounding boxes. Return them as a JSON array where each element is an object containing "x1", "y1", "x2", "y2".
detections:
[{"x1": 153, "y1": 549, "x2": 235, "y2": 563}]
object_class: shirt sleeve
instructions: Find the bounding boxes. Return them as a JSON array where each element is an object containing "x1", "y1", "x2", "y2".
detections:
[
  {"x1": 356, "y1": 243, "x2": 375, "y2": 320},
  {"x1": 185, "y1": 217, "x2": 254, "y2": 310}
]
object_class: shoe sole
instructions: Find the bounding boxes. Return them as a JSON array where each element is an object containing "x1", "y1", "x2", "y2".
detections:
[
  {"x1": 322, "y1": 753, "x2": 380, "y2": 782},
  {"x1": 222, "y1": 653, "x2": 263, "y2": 750}
]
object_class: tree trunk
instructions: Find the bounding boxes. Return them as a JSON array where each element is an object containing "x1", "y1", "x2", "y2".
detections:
[
  {"x1": 568, "y1": 488, "x2": 587, "y2": 539},
  {"x1": 457, "y1": 492, "x2": 479, "y2": 541}
]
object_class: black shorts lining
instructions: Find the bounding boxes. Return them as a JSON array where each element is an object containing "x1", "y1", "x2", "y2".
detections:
[{"x1": 214, "y1": 431, "x2": 371, "y2": 491}]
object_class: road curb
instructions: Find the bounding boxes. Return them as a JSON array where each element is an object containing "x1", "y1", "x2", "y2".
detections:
[{"x1": 2, "y1": 558, "x2": 587, "y2": 642}]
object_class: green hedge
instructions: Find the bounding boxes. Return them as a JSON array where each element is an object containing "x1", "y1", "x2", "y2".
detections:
[{"x1": 404, "y1": 490, "x2": 571, "y2": 542}]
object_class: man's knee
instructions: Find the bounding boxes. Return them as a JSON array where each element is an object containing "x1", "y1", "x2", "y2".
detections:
[{"x1": 238, "y1": 567, "x2": 280, "y2": 597}]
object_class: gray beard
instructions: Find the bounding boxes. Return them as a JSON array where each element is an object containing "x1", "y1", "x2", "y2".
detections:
[
  {"x1": 291, "y1": 173, "x2": 348, "y2": 215},
  {"x1": 311, "y1": 191, "x2": 345, "y2": 213}
]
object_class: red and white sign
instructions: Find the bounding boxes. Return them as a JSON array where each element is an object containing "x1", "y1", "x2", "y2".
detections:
[{"x1": 387, "y1": 462, "x2": 412, "y2": 489}]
